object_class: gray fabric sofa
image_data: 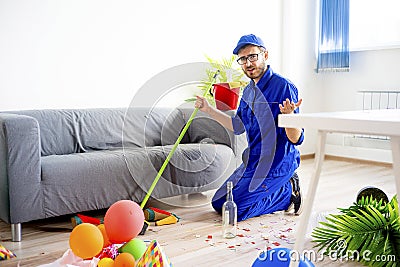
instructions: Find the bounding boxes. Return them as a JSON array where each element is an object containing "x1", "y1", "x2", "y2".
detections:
[{"x1": 0, "y1": 107, "x2": 244, "y2": 241}]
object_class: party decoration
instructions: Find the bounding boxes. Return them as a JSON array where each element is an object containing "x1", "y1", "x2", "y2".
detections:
[
  {"x1": 104, "y1": 200, "x2": 145, "y2": 243},
  {"x1": 71, "y1": 213, "x2": 103, "y2": 228},
  {"x1": 119, "y1": 238, "x2": 146, "y2": 260},
  {"x1": 98, "y1": 244, "x2": 119, "y2": 260},
  {"x1": 0, "y1": 244, "x2": 16, "y2": 260},
  {"x1": 144, "y1": 207, "x2": 171, "y2": 222},
  {"x1": 155, "y1": 214, "x2": 179, "y2": 226},
  {"x1": 136, "y1": 240, "x2": 173, "y2": 267},
  {"x1": 97, "y1": 224, "x2": 112, "y2": 247},
  {"x1": 114, "y1": 252, "x2": 135, "y2": 267},
  {"x1": 36, "y1": 249, "x2": 100, "y2": 266},
  {"x1": 97, "y1": 257, "x2": 114, "y2": 267},
  {"x1": 69, "y1": 223, "x2": 104, "y2": 259}
]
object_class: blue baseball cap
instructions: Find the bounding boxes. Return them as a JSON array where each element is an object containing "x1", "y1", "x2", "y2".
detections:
[{"x1": 233, "y1": 34, "x2": 266, "y2": 55}]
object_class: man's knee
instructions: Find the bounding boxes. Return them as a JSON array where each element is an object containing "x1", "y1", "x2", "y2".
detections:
[{"x1": 211, "y1": 196, "x2": 223, "y2": 214}]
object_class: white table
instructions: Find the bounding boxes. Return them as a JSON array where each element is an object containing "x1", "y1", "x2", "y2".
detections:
[{"x1": 278, "y1": 109, "x2": 400, "y2": 267}]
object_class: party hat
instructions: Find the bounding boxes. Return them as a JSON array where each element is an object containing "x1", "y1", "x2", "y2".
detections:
[
  {"x1": 0, "y1": 244, "x2": 16, "y2": 260},
  {"x1": 155, "y1": 214, "x2": 179, "y2": 226},
  {"x1": 136, "y1": 240, "x2": 173, "y2": 267}
]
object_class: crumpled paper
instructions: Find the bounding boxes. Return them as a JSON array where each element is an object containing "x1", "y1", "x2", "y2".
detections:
[{"x1": 38, "y1": 249, "x2": 99, "y2": 267}]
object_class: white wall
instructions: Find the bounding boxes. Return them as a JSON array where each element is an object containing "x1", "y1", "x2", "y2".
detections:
[
  {"x1": 2, "y1": 0, "x2": 398, "y2": 162},
  {"x1": 279, "y1": 0, "x2": 322, "y2": 156},
  {"x1": 0, "y1": 0, "x2": 282, "y2": 111},
  {"x1": 321, "y1": 48, "x2": 400, "y2": 112},
  {"x1": 318, "y1": 48, "x2": 400, "y2": 163},
  {"x1": 279, "y1": 0, "x2": 400, "y2": 162}
]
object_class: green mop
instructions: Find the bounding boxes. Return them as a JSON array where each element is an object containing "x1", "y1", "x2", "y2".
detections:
[{"x1": 139, "y1": 71, "x2": 219, "y2": 234}]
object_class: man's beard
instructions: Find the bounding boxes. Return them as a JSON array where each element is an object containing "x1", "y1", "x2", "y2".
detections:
[{"x1": 243, "y1": 60, "x2": 267, "y2": 80}]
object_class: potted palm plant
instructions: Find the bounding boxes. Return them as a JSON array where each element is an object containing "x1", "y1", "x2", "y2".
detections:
[
  {"x1": 312, "y1": 194, "x2": 400, "y2": 266},
  {"x1": 187, "y1": 55, "x2": 248, "y2": 110}
]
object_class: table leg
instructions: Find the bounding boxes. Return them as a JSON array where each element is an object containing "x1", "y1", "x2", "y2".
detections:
[
  {"x1": 290, "y1": 130, "x2": 327, "y2": 267},
  {"x1": 390, "y1": 136, "x2": 400, "y2": 209}
]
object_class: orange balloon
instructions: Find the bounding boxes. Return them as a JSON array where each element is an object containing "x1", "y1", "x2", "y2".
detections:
[
  {"x1": 69, "y1": 223, "x2": 104, "y2": 259},
  {"x1": 104, "y1": 200, "x2": 145, "y2": 243},
  {"x1": 114, "y1": 252, "x2": 135, "y2": 267},
  {"x1": 97, "y1": 224, "x2": 111, "y2": 247}
]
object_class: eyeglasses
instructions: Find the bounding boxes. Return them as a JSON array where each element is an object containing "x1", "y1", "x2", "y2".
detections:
[{"x1": 236, "y1": 51, "x2": 264, "y2": 65}]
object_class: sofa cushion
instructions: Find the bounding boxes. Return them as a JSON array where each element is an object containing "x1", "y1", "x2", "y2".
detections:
[
  {"x1": 4, "y1": 108, "x2": 189, "y2": 156},
  {"x1": 77, "y1": 108, "x2": 127, "y2": 151},
  {"x1": 186, "y1": 116, "x2": 232, "y2": 147},
  {"x1": 40, "y1": 149, "x2": 145, "y2": 216},
  {"x1": 178, "y1": 109, "x2": 235, "y2": 148},
  {"x1": 40, "y1": 143, "x2": 235, "y2": 216},
  {"x1": 123, "y1": 143, "x2": 235, "y2": 198},
  {"x1": 123, "y1": 107, "x2": 189, "y2": 148}
]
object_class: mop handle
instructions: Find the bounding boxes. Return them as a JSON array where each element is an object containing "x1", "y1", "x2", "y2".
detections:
[{"x1": 140, "y1": 70, "x2": 220, "y2": 209}]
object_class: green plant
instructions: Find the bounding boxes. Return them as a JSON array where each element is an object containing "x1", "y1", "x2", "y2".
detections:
[
  {"x1": 186, "y1": 55, "x2": 248, "y2": 106},
  {"x1": 312, "y1": 195, "x2": 400, "y2": 266}
]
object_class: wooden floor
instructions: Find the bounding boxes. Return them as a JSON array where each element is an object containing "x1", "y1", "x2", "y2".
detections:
[{"x1": 0, "y1": 157, "x2": 396, "y2": 267}]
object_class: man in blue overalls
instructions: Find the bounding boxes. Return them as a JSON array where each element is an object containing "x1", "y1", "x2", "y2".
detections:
[{"x1": 195, "y1": 34, "x2": 304, "y2": 221}]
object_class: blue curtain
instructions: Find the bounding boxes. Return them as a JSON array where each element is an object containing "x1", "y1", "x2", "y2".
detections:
[{"x1": 317, "y1": 0, "x2": 350, "y2": 72}]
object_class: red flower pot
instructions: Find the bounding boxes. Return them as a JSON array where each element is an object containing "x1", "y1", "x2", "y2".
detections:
[{"x1": 211, "y1": 83, "x2": 240, "y2": 111}]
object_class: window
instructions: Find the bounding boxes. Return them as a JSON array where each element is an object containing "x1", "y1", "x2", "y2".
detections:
[
  {"x1": 316, "y1": 0, "x2": 350, "y2": 72},
  {"x1": 349, "y1": 0, "x2": 400, "y2": 50}
]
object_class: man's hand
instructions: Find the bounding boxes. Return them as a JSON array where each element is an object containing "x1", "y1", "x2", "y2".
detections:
[
  {"x1": 279, "y1": 98, "x2": 303, "y2": 144},
  {"x1": 195, "y1": 96, "x2": 211, "y2": 113},
  {"x1": 194, "y1": 95, "x2": 234, "y2": 131},
  {"x1": 279, "y1": 98, "x2": 303, "y2": 114}
]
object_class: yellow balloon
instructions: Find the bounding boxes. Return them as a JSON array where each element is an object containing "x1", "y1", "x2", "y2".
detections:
[
  {"x1": 69, "y1": 223, "x2": 104, "y2": 259},
  {"x1": 98, "y1": 257, "x2": 115, "y2": 267}
]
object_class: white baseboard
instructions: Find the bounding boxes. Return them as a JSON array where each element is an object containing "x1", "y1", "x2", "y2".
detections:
[{"x1": 325, "y1": 144, "x2": 393, "y2": 164}]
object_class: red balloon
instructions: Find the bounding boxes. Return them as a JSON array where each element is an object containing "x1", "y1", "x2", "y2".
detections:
[{"x1": 104, "y1": 200, "x2": 144, "y2": 243}]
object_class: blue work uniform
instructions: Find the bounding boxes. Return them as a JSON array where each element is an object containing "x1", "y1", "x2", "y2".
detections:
[{"x1": 211, "y1": 66, "x2": 304, "y2": 221}]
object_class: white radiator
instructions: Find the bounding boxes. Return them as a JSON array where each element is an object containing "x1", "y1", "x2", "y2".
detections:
[
  {"x1": 360, "y1": 90, "x2": 400, "y2": 110},
  {"x1": 326, "y1": 90, "x2": 398, "y2": 162},
  {"x1": 353, "y1": 90, "x2": 400, "y2": 142}
]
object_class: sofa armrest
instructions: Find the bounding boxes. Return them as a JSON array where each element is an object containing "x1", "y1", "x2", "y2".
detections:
[{"x1": 0, "y1": 113, "x2": 43, "y2": 224}]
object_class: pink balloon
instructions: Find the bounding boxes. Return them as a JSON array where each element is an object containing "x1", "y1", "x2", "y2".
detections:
[{"x1": 104, "y1": 200, "x2": 144, "y2": 243}]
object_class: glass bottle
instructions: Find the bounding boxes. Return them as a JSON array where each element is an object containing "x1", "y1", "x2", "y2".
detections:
[{"x1": 222, "y1": 181, "x2": 237, "y2": 238}]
